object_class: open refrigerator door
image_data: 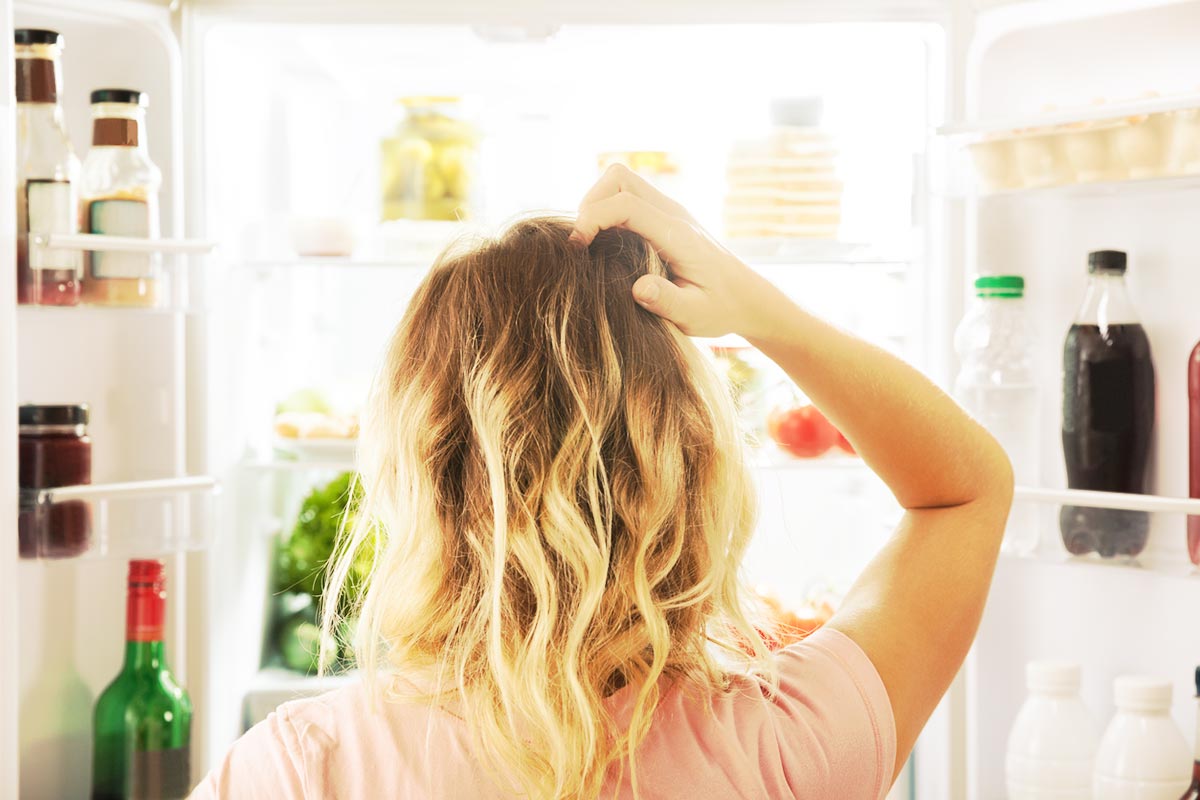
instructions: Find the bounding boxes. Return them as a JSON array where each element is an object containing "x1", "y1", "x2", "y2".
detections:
[
  {"x1": 942, "y1": 1, "x2": 1200, "y2": 797},
  {"x1": 5, "y1": 0, "x2": 218, "y2": 797}
]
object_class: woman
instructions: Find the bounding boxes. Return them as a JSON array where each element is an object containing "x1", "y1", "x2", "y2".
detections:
[{"x1": 194, "y1": 166, "x2": 1012, "y2": 799}]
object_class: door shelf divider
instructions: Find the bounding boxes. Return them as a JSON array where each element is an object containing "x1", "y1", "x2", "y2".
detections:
[{"x1": 21, "y1": 476, "x2": 219, "y2": 560}]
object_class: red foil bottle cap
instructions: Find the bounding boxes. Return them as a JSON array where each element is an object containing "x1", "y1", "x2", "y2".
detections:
[{"x1": 126, "y1": 559, "x2": 166, "y2": 641}]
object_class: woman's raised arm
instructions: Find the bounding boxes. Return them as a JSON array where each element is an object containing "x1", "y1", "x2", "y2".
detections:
[{"x1": 573, "y1": 164, "x2": 1014, "y2": 779}]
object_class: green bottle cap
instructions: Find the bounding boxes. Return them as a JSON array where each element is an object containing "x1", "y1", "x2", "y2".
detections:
[{"x1": 975, "y1": 275, "x2": 1024, "y2": 298}]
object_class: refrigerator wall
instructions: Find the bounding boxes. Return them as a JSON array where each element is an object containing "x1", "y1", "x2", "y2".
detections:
[{"x1": 959, "y1": 2, "x2": 1200, "y2": 797}]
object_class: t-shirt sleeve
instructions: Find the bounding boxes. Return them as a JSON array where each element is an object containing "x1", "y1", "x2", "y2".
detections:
[
  {"x1": 770, "y1": 626, "x2": 897, "y2": 800},
  {"x1": 188, "y1": 703, "x2": 320, "y2": 800}
]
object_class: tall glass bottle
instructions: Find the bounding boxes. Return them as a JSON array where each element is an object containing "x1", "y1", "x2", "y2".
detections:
[
  {"x1": 80, "y1": 88, "x2": 163, "y2": 308},
  {"x1": 1060, "y1": 250, "x2": 1156, "y2": 559},
  {"x1": 92, "y1": 560, "x2": 193, "y2": 800},
  {"x1": 14, "y1": 28, "x2": 82, "y2": 306}
]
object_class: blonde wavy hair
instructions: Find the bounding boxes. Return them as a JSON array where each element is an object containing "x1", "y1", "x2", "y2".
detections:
[{"x1": 322, "y1": 216, "x2": 773, "y2": 798}]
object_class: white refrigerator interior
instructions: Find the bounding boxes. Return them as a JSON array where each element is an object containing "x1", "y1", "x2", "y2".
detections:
[{"x1": 2, "y1": 1, "x2": 1200, "y2": 799}]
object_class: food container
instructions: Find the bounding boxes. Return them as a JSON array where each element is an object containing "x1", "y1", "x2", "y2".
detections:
[
  {"x1": 1112, "y1": 113, "x2": 1172, "y2": 179},
  {"x1": 968, "y1": 136, "x2": 1020, "y2": 192},
  {"x1": 1013, "y1": 129, "x2": 1074, "y2": 188},
  {"x1": 1061, "y1": 122, "x2": 1122, "y2": 183},
  {"x1": 952, "y1": 93, "x2": 1200, "y2": 193},
  {"x1": 380, "y1": 97, "x2": 479, "y2": 222},
  {"x1": 1168, "y1": 108, "x2": 1200, "y2": 174},
  {"x1": 18, "y1": 403, "x2": 92, "y2": 558}
]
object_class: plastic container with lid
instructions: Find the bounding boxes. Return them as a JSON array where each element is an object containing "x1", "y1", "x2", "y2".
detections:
[
  {"x1": 953, "y1": 275, "x2": 1040, "y2": 554},
  {"x1": 1093, "y1": 676, "x2": 1191, "y2": 799},
  {"x1": 1006, "y1": 661, "x2": 1097, "y2": 799},
  {"x1": 380, "y1": 96, "x2": 479, "y2": 222},
  {"x1": 81, "y1": 88, "x2": 164, "y2": 308},
  {"x1": 15, "y1": 28, "x2": 82, "y2": 306},
  {"x1": 18, "y1": 403, "x2": 92, "y2": 558}
]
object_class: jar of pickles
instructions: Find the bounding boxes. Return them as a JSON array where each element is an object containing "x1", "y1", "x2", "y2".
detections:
[{"x1": 380, "y1": 97, "x2": 479, "y2": 222}]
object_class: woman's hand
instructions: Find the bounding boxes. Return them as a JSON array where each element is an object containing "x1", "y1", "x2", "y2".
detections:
[{"x1": 571, "y1": 164, "x2": 775, "y2": 339}]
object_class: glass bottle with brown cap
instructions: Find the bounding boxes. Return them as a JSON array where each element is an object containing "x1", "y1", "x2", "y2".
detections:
[
  {"x1": 81, "y1": 88, "x2": 163, "y2": 307},
  {"x1": 15, "y1": 28, "x2": 82, "y2": 306}
]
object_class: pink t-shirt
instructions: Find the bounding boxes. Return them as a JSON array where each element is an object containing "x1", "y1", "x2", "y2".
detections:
[{"x1": 192, "y1": 627, "x2": 895, "y2": 800}]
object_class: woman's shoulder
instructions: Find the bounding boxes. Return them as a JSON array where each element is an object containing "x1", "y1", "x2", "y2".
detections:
[{"x1": 191, "y1": 675, "x2": 455, "y2": 800}]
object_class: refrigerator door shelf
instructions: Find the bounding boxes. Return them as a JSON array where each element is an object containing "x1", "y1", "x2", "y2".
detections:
[
  {"x1": 1004, "y1": 486, "x2": 1200, "y2": 577},
  {"x1": 20, "y1": 476, "x2": 218, "y2": 560}
]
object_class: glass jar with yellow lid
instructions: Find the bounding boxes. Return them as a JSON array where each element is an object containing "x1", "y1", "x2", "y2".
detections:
[{"x1": 380, "y1": 97, "x2": 479, "y2": 222}]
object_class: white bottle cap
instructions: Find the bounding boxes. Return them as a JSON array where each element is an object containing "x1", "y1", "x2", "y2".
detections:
[
  {"x1": 1113, "y1": 675, "x2": 1173, "y2": 712},
  {"x1": 1026, "y1": 661, "x2": 1081, "y2": 693}
]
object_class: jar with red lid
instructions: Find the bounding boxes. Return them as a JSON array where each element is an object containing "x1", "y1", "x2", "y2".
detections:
[{"x1": 18, "y1": 403, "x2": 92, "y2": 558}]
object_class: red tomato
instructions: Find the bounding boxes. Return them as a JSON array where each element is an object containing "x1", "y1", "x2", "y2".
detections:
[
  {"x1": 767, "y1": 405, "x2": 838, "y2": 458},
  {"x1": 835, "y1": 429, "x2": 856, "y2": 455}
]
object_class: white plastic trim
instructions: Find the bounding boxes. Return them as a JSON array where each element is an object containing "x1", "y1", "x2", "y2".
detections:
[
  {"x1": 35, "y1": 233, "x2": 216, "y2": 255},
  {"x1": 35, "y1": 475, "x2": 219, "y2": 504},
  {"x1": 1013, "y1": 485, "x2": 1200, "y2": 515}
]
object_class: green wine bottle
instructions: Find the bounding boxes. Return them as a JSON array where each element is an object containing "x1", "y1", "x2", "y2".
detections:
[{"x1": 92, "y1": 559, "x2": 193, "y2": 799}]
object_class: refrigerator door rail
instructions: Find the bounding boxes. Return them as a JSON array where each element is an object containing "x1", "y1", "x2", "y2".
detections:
[
  {"x1": 31, "y1": 475, "x2": 218, "y2": 504},
  {"x1": 33, "y1": 233, "x2": 217, "y2": 255},
  {"x1": 1014, "y1": 485, "x2": 1200, "y2": 515}
]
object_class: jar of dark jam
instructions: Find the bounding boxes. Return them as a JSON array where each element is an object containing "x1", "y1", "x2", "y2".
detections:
[{"x1": 18, "y1": 404, "x2": 92, "y2": 558}]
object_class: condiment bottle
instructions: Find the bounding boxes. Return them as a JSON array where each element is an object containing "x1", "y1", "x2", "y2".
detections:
[
  {"x1": 18, "y1": 404, "x2": 92, "y2": 558},
  {"x1": 15, "y1": 28, "x2": 82, "y2": 306},
  {"x1": 81, "y1": 88, "x2": 163, "y2": 307},
  {"x1": 1188, "y1": 338, "x2": 1200, "y2": 566}
]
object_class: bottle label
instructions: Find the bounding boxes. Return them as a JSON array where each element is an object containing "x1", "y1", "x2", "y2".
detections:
[
  {"x1": 26, "y1": 180, "x2": 82, "y2": 273},
  {"x1": 129, "y1": 746, "x2": 190, "y2": 800},
  {"x1": 15, "y1": 58, "x2": 56, "y2": 103},
  {"x1": 88, "y1": 199, "x2": 153, "y2": 279},
  {"x1": 93, "y1": 118, "x2": 139, "y2": 147}
]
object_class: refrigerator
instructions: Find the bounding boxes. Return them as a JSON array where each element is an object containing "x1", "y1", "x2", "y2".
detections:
[{"x1": 3, "y1": 0, "x2": 1200, "y2": 798}]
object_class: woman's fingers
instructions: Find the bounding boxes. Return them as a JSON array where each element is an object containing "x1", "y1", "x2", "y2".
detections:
[
  {"x1": 571, "y1": 191, "x2": 706, "y2": 276},
  {"x1": 631, "y1": 274, "x2": 704, "y2": 334},
  {"x1": 577, "y1": 163, "x2": 696, "y2": 224}
]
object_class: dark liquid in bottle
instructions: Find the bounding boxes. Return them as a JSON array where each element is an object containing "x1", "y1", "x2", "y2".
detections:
[{"x1": 1060, "y1": 323, "x2": 1155, "y2": 558}]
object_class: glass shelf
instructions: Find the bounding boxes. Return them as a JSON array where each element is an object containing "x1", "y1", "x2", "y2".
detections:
[
  {"x1": 20, "y1": 476, "x2": 218, "y2": 560},
  {"x1": 244, "y1": 457, "x2": 357, "y2": 474},
  {"x1": 752, "y1": 451, "x2": 869, "y2": 472},
  {"x1": 727, "y1": 238, "x2": 910, "y2": 269}
]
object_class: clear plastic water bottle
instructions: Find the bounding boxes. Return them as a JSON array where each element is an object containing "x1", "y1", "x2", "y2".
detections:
[{"x1": 954, "y1": 275, "x2": 1040, "y2": 554}]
